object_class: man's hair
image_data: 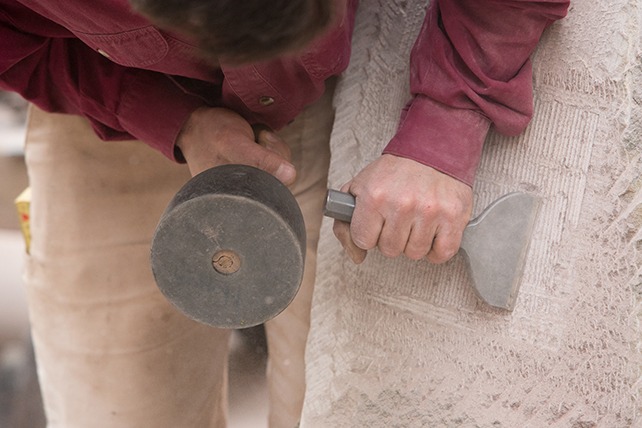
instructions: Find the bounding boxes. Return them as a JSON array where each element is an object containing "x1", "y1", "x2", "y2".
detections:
[{"x1": 129, "y1": 0, "x2": 335, "y2": 63}]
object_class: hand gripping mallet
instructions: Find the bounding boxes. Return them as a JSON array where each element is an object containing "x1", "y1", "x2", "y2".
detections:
[
  {"x1": 324, "y1": 190, "x2": 540, "y2": 310},
  {"x1": 150, "y1": 165, "x2": 306, "y2": 328}
]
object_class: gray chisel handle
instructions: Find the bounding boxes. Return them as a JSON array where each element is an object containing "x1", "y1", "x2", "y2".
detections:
[{"x1": 323, "y1": 189, "x2": 357, "y2": 223}]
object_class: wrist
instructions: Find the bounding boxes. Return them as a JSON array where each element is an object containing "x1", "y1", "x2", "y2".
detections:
[
  {"x1": 176, "y1": 106, "x2": 210, "y2": 161},
  {"x1": 384, "y1": 96, "x2": 490, "y2": 186}
]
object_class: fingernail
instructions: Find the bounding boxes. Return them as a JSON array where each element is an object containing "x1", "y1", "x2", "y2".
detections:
[
  {"x1": 276, "y1": 163, "x2": 296, "y2": 183},
  {"x1": 263, "y1": 131, "x2": 280, "y2": 144}
]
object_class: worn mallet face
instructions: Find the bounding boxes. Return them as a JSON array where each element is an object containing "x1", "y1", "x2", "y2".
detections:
[{"x1": 151, "y1": 165, "x2": 306, "y2": 328}]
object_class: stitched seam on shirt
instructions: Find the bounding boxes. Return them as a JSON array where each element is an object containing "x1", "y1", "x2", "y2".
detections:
[
  {"x1": 0, "y1": 9, "x2": 16, "y2": 26},
  {"x1": 226, "y1": 66, "x2": 298, "y2": 118},
  {"x1": 76, "y1": 27, "x2": 168, "y2": 68}
]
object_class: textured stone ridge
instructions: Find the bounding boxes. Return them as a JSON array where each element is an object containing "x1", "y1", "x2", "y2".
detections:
[{"x1": 302, "y1": 0, "x2": 642, "y2": 426}]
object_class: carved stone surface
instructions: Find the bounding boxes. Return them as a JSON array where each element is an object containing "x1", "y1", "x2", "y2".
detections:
[{"x1": 302, "y1": 0, "x2": 642, "y2": 426}]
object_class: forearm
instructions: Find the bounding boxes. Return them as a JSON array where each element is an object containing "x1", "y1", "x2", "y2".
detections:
[{"x1": 383, "y1": 0, "x2": 570, "y2": 185}]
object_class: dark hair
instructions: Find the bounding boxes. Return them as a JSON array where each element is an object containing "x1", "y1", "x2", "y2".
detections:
[{"x1": 129, "y1": 0, "x2": 335, "y2": 63}]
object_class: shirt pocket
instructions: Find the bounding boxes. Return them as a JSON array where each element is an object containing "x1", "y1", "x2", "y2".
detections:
[{"x1": 76, "y1": 26, "x2": 169, "y2": 68}]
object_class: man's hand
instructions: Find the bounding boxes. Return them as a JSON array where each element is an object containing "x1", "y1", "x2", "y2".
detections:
[
  {"x1": 333, "y1": 154, "x2": 473, "y2": 264},
  {"x1": 176, "y1": 107, "x2": 296, "y2": 184}
]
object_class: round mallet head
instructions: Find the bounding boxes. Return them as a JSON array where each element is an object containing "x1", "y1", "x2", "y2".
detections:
[{"x1": 150, "y1": 165, "x2": 306, "y2": 328}]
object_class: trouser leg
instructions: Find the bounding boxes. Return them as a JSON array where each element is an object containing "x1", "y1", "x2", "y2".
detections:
[
  {"x1": 24, "y1": 106, "x2": 231, "y2": 428},
  {"x1": 265, "y1": 82, "x2": 335, "y2": 428},
  {"x1": 23, "y1": 81, "x2": 335, "y2": 428}
]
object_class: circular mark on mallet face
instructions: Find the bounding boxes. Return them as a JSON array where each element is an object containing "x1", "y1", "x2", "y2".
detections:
[{"x1": 212, "y1": 250, "x2": 241, "y2": 275}]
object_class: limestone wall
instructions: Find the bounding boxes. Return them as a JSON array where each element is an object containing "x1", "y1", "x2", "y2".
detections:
[{"x1": 302, "y1": 0, "x2": 642, "y2": 426}]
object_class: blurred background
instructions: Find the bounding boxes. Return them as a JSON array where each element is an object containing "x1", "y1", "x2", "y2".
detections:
[
  {"x1": 0, "y1": 92, "x2": 268, "y2": 427},
  {"x1": 0, "y1": 90, "x2": 41, "y2": 428}
]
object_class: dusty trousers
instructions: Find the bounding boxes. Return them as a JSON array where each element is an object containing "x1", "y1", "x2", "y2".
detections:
[{"x1": 22, "y1": 85, "x2": 334, "y2": 427}]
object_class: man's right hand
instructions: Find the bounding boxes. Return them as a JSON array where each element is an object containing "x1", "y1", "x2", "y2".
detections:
[{"x1": 176, "y1": 107, "x2": 296, "y2": 184}]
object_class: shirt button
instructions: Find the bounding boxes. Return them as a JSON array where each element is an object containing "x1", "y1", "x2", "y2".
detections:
[
  {"x1": 97, "y1": 49, "x2": 111, "y2": 59},
  {"x1": 259, "y1": 96, "x2": 275, "y2": 106}
]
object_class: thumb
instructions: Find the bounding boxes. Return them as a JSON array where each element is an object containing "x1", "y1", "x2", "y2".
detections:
[
  {"x1": 241, "y1": 142, "x2": 297, "y2": 186},
  {"x1": 254, "y1": 127, "x2": 292, "y2": 162},
  {"x1": 333, "y1": 219, "x2": 367, "y2": 264}
]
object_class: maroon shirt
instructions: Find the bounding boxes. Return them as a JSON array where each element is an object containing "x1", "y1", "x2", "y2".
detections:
[{"x1": 0, "y1": 0, "x2": 568, "y2": 185}]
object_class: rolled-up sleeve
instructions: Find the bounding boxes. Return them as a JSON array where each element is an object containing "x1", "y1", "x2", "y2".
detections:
[{"x1": 383, "y1": 0, "x2": 570, "y2": 185}]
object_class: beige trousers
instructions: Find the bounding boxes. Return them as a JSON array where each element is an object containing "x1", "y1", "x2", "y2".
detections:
[{"x1": 23, "y1": 87, "x2": 333, "y2": 427}]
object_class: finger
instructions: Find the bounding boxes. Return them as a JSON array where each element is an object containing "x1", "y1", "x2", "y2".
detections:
[
  {"x1": 333, "y1": 220, "x2": 367, "y2": 264},
  {"x1": 255, "y1": 129, "x2": 292, "y2": 162},
  {"x1": 404, "y1": 222, "x2": 436, "y2": 260},
  {"x1": 343, "y1": 186, "x2": 385, "y2": 251},
  {"x1": 349, "y1": 208, "x2": 384, "y2": 251},
  {"x1": 377, "y1": 215, "x2": 413, "y2": 258},
  {"x1": 234, "y1": 142, "x2": 297, "y2": 186},
  {"x1": 260, "y1": 153, "x2": 296, "y2": 186},
  {"x1": 426, "y1": 226, "x2": 462, "y2": 264},
  {"x1": 339, "y1": 182, "x2": 352, "y2": 194}
]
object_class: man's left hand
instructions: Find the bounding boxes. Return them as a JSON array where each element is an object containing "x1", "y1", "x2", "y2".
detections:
[{"x1": 332, "y1": 154, "x2": 473, "y2": 264}]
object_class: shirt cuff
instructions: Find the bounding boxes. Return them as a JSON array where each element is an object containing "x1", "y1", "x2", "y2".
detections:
[
  {"x1": 117, "y1": 71, "x2": 206, "y2": 162},
  {"x1": 383, "y1": 95, "x2": 490, "y2": 187}
]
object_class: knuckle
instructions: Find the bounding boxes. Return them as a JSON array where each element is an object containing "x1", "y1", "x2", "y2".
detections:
[
  {"x1": 379, "y1": 245, "x2": 402, "y2": 259},
  {"x1": 349, "y1": 218, "x2": 378, "y2": 251},
  {"x1": 417, "y1": 198, "x2": 437, "y2": 218},
  {"x1": 444, "y1": 200, "x2": 466, "y2": 221},
  {"x1": 396, "y1": 195, "x2": 417, "y2": 216},
  {"x1": 405, "y1": 249, "x2": 425, "y2": 261},
  {"x1": 438, "y1": 202, "x2": 457, "y2": 219},
  {"x1": 404, "y1": 244, "x2": 427, "y2": 260},
  {"x1": 255, "y1": 154, "x2": 279, "y2": 174},
  {"x1": 427, "y1": 252, "x2": 449, "y2": 264},
  {"x1": 358, "y1": 186, "x2": 387, "y2": 209},
  {"x1": 429, "y1": 244, "x2": 459, "y2": 264},
  {"x1": 443, "y1": 246, "x2": 459, "y2": 260},
  {"x1": 365, "y1": 191, "x2": 385, "y2": 209},
  {"x1": 419, "y1": 198, "x2": 464, "y2": 223},
  {"x1": 352, "y1": 236, "x2": 374, "y2": 251}
]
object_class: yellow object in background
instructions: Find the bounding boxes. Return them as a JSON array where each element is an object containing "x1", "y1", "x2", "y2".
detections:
[{"x1": 15, "y1": 187, "x2": 31, "y2": 254}]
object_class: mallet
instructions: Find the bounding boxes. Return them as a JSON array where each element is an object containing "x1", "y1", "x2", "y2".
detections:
[{"x1": 151, "y1": 165, "x2": 306, "y2": 328}]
